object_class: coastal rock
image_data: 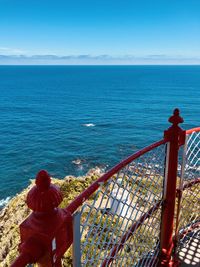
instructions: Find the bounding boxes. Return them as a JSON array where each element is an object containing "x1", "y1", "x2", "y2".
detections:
[{"x1": 0, "y1": 185, "x2": 31, "y2": 266}]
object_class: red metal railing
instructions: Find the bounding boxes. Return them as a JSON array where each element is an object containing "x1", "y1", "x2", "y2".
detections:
[
  {"x1": 10, "y1": 110, "x2": 199, "y2": 267},
  {"x1": 173, "y1": 127, "x2": 200, "y2": 266},
  {"x1": 66, "y1": 138, "x2": 166, "y2": 215}
]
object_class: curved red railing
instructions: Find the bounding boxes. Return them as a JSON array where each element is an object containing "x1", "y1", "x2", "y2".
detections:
[
  {"x1": 66, "y1": 139, "x2": 167, "y2": 214},
  {"x1": 182, "y1": 177, "x2": 200, "y2": 190},
  {"x1": 11, "y1": 139, "x2": 167, "y2": 267},
  {"x1": 173, "y1": 127, "x2": 200, "y2": 266},
  {"x1": 186, "y1": 127, "x2": 200, "y2": 134}
]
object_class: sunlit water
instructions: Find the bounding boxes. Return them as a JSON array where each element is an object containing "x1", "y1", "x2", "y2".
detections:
[{"x1": 0, "y1": 65, "x2": 200, "y2": 203}]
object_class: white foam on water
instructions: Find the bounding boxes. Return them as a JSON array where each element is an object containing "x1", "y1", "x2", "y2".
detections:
[
  {"x1": 0, "y1": 196, "x2": 11, "y2": 208},
  {"x1": 72, "y1": 158, "x2": 83, "y2": 165},
  {"x1": 82, "y1": 123, "x2": 95, "y2": 127}
]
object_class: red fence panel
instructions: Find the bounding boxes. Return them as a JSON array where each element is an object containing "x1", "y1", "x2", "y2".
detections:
[
  {"x1": 175, "y1": 128, "x2": 200, "y2": 266},
  {"x1": 73, "y1": 142, "x2": 167, "y2": 267}
]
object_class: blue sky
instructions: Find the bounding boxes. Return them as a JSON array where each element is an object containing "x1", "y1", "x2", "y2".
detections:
[{"x1": 0, "y1": 0, "x2": 200, "y2": 64}]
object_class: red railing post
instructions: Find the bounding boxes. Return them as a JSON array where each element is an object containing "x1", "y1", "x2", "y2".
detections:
[
  {"x1": 11, "y1": 170, "x2": 73, "y2": 267},
  {"x1": 160, "y1": 109, "x2": 185, "y2": 266}
]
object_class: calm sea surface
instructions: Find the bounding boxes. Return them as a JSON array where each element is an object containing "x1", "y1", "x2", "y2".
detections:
[{"x1": 0, "y1": 65, "x2": 200, "y2": 203}]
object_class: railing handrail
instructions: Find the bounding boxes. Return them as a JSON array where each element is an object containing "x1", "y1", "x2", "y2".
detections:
[
  {"x1": 66, "y1": 138, "x2": 167, "y2": 214},
  {"x1": 186, "y1": 127, "x2": 200, "y2": 134},
  {"x1": 182, "y1": 177, "x2": 200, "y2": 190},
  {"x1": 66, "y1": 125, "x2": 200, "y2": 215}
]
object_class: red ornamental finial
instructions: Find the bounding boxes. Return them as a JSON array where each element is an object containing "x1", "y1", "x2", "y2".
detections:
[
  {"x1": 36, "y1": 170, "x2": 51, "y2": 191},
  {"x1": 26, "y1": 170, "x2": 63, "y2": 212},
  {"x1": 168, "y1": 108, "x2": 184, "y2": 126}
]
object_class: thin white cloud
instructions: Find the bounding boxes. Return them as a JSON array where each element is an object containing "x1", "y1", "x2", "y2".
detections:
[
  {"x1": 0, "y1": 47, "x2": 27, "y2": 55},
  {"x1": 0, "y1": 54, "x2": 200, "y2": 65}
]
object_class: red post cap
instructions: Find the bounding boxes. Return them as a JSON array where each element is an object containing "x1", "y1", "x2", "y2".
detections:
[
  {"x1": 164, "y1": 108, "x2": 185, "y2": 145},
  {"x1": 26, "y1": 170, "x2": 63, "y2": 212},
  {"x1": 168, "y1": 108, "x2": 184, "y2": 126}
]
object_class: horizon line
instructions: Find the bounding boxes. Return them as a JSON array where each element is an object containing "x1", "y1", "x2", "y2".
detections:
[
  {"x1": 0, "y1": 64, "x2": 200, "y2": 66},
  {"x1": 1, "y1": 54, "x2": 200, "y2": 65}
]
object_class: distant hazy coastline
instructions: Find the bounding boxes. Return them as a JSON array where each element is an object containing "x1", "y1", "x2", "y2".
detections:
[{"x1": 1, "y1": 54, "x2": 200, "y2": 65}]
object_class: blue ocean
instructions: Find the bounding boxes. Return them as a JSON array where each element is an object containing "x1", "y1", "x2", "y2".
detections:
[{"x1": 0, "y1": 65, "x2": 200, "y2": 204}]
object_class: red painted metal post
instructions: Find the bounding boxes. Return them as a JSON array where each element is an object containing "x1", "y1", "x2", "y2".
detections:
[
  {"x1": 11, "y1": 170, "x2": 73, "y2": 267},
  {"x1": 160, "y1": 109, "x2": 185, "y2": 266}
]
